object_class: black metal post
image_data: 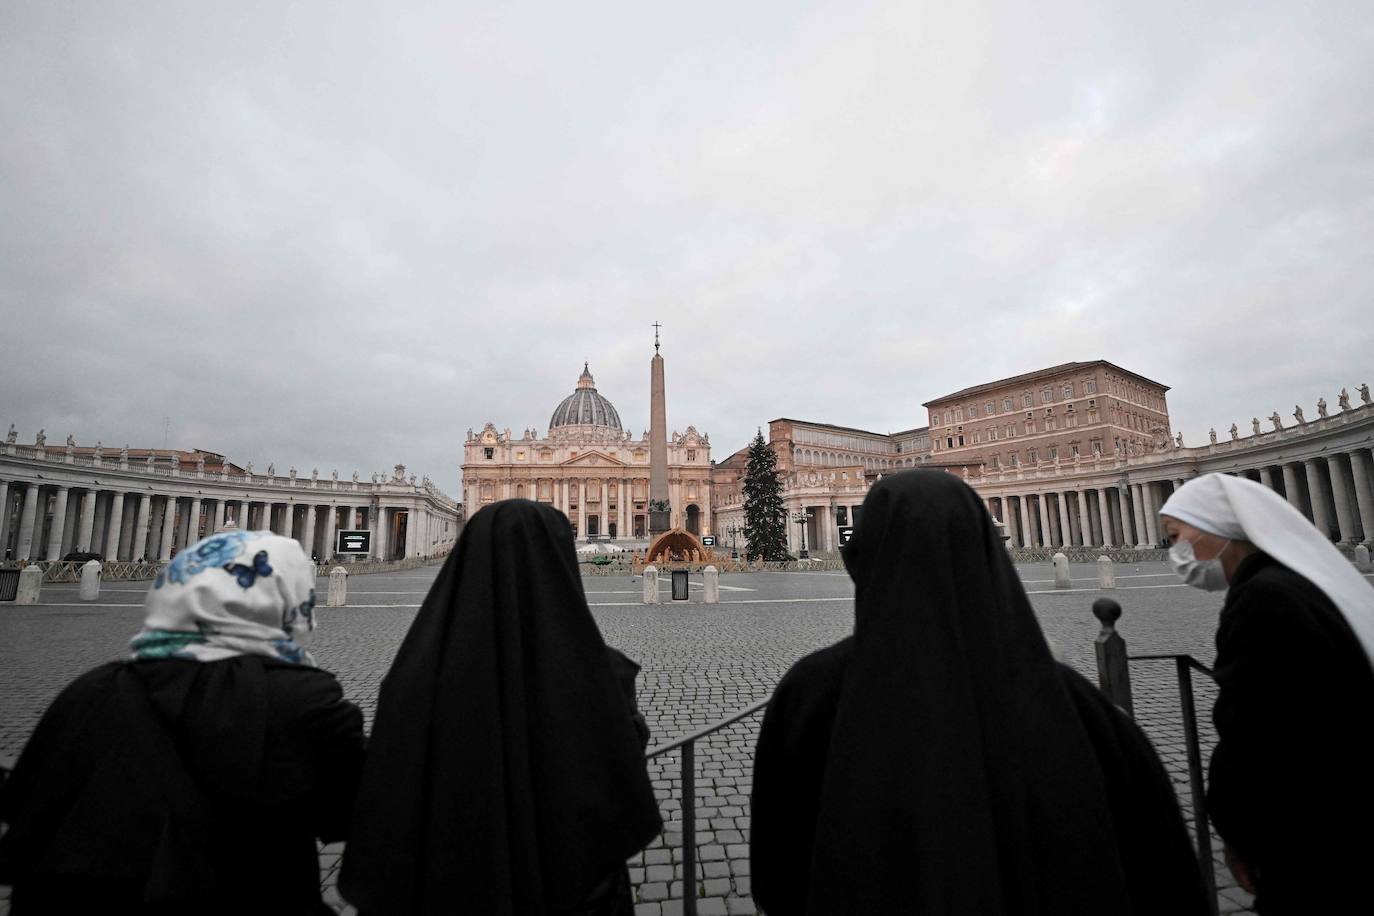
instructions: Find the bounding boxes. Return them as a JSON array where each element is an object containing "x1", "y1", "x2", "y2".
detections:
[
  {"x1": 681, "y1": 739, "x2": 696, "y2": 916},
  {"x1": 1176, "y1": 658, "x2": 1219, "y2": 916},
  {"x1": 1092, "y1": 598, "x2": 1134, "y2": 718}
]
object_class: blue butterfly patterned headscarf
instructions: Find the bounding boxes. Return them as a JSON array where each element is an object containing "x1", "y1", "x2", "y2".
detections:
[{"x1": 131, "y1": 531, "x2": 318, "y2": 665}]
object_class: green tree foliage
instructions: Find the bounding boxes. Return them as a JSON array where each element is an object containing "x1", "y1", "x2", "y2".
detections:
[{"x1": 743, "y1": 430, "x2": 788, "y2": 560}]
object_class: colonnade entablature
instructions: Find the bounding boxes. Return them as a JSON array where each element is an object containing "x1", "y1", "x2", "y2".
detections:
[{"x1": 0, "y1": 438, "x2": 461, "y2": 565}]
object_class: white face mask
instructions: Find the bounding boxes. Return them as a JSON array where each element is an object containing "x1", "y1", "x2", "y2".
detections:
[{"x1": 1168, "y1": 536, "x2": 1230, "y2": 591}]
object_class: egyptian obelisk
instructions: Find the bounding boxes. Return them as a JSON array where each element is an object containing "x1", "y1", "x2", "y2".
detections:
[{"x1": 648, "y1": 322, "x2": 671, "y2": 537}]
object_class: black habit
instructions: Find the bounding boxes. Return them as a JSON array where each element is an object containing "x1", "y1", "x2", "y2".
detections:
[
  {"x1": 750, "y1": 470, "x2": 1208, "y2": 916},
  {"x1": 1207, "y1": 551, "x2": 1374, "y2": 914},
  {"x1": 0, "y1": 656, "x2": 366, "y2": 915},
  {"x1": 339, "y1": 499, "x2": 661, "y2": 916}
]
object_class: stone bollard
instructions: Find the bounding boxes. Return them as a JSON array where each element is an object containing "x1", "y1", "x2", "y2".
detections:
[
  {"x1": 16, "y1": 566, "x2": 42, "y2": 605},
  {"x1": 1052, "y1": 552, "x2": 1071, "y2": 589},
  {"x1": 79, "y1": 560, "x2": 102, "y2": 601},
  {"x1": 326, "y1": 566, "x2": 348, "y2": 607},
  {"x1": 1356, "y1": 544, "x2": 1372, "y2": 573},
  {"x1": 703, "y1": 565, "x2": 719, "y2": 604},
  {"x1": 1097, "y1": 555, "x2": 1116, "y2": 589},
  {"x1": 642, "y1": 565, "x2": 660, "y2": 604}
]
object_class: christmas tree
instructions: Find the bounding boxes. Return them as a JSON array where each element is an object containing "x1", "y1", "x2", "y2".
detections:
[{"x1": 743, "y1": 429, "x2": 788, "y2": 560}]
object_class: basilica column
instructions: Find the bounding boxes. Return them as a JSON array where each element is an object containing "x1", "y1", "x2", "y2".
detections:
[
  {"x1": 17, "y1": 486, "x2": 41, "y2": 560},
  {"x1": 1303, "y1": 459, "x2": 1333, "y2": 539},
  {"x1": 1092, "y1": 489, "x2": 1110, "y2": 547},
  {"x1": 577, "y1": 480, "x2": 587, "y2": 539},
  {"x1": 131, "y1": 494, "x2": 151, "y2": 561},
  {"x1": 157, "y1": 496, "x2": 177, "y2": 561},
  {"x1": 1326, "y1": 455, "x2": 1358, "y2": 544},
  {"x1": 1348, "y1": 451, "x2": 1374, "y2": 544},
  {"x1": 106, "y1": 493, "x2": 126, "y2": 561}
]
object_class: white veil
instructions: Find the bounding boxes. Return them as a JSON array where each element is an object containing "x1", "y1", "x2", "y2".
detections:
[{"x1": 1159, "y1": 473, "x2": 1374, "y2": 667}]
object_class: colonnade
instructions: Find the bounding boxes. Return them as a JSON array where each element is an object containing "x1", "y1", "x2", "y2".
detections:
[
  {"x1": 981, "y1": 448, "x2": 1374, "y2": 548},
  {"x1": 0, "y1": 481, "x2": 451, "y2": 563}
]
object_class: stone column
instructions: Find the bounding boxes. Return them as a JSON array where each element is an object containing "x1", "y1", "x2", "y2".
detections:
[
  {"x1": 106, "y1": 493, "x2": 126, "y2": 561},
  {"x1": 77, "y1": 489, "x2": 98, "y2": 553},
  {"x1": 212, "y1": 500, "x2": 225, "y2": 532},
  {"x1": 1141, "y1": 483, "x2": 1160, "y2": 547},
  {"x1": 375, "y1": 506, "x2": 389, "y2": 560},
  {"x1": 44, "y1": 487, "x2": 70, "y2": 560},
  {"x1": 60, "y1": 491, "x2": 80, "y2": 557},
  {"x1": 1114, "y1": 487, "x2": 1131, "y2": 547},
  {"x1": 1258, "y1": 466, "x2": 1275, "y2": 490},
  {"x1": 1347, "y1": 451, "x2": 1374, "y2": 545},
  {"x1": 17, "y1": 485, "x2": 41, "y2": 560},
  {"x1": 1303, "y1": 459, "x2": 1333, "y2": 538},
  {"x1": 404, "y1": 509, "x2": 418, "y2": 557},
  {"x1": 132, "y1": 494, "x2": 151, "y2": 561},
  {"x1": 1280, "y1": 463, "x2": 1305, "y2": 516},
  {"x1": 1326, "y1": 455, "x2": 1358, "y2": 544},
  {"x1": 155, "y1": 496, "x2": 175, "y2": 561},
  {"x1": 1075, "y1": 490, "x2": 1092, "y2": 546},
  {"x1": 1037, "y1": 495, "x2": 1052, "y2": 548},
  {"x1": 821, "y1": 503, "x2": 834, "y2": 552},
  {"x1": 1055, "y1": 492, "x2": 1072, "y2": 547},
  {"x1": 1095, "y1": 488, "x2": 1112, "y2": 548},
  {"x1": 1130, "y1": 484, "x2": 1148, "y2": 548},
  {"x1": 1015, "y1": 496, "x2": 1031, "y2": 547},
  {"x1": 0, "y1": 481, "x2": 9, "y2": 557},
  {"x1": 577, "y1": 480, "x2": 587, "y2": 539},
  {"x1": 324, "y1": 504, "x2": 338, "y2": 559},
  {"x1": 187, "y1": 497, "x2": 203, "y2": 545}
]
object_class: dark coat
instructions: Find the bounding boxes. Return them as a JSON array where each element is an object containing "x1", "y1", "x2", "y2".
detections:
[
  {"x1": 1208, "y1": 552, "x2": 1374, "y2": 914},
  {"x1": 0, "y1": 656, "x2": 365, "y2": 915},
  {"x1": 751, "y1": 469, "x2": 1208, "y2": 916},
  {"x1": 339, "y1": 499, "x2": 661, "y2": 916}
]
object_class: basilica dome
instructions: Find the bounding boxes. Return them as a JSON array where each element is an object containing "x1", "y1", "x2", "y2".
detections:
[{"x1": 549, "y1": 364, "x2": 623, "y2": 431}]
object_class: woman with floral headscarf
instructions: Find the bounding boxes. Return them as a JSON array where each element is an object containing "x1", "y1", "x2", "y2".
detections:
[{"x1": 0, "y1": 531, "x2": 365, "y2": 915}]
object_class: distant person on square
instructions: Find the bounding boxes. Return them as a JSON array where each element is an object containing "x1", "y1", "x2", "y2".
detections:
[
  {"x1": 750, "y1": 470, "x2": 1208, "y2": 915},
  {"x1": 0, "y1": 531, "x2": 365, "y2": 914},
  {"x1": 340, "y1": 499, "x2": 660, "y2": 916},
  {"x1": 1160, "y1": 473, "x2": 1374, "y2": 914}
]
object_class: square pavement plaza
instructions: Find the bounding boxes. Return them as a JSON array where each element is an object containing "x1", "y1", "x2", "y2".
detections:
[{"x1": 1, "y1": 562, "x2": 1262, "y2": 915}]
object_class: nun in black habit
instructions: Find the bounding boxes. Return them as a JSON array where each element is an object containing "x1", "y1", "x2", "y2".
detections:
[
  {"x1": 339, "y1": 499, "x2": 661, "y2": 916},
  {"x1": 0, "y1": 531, "x2": 366, "y2": 915},
  {"x1": 750, "y1": 470, "x2": 1208, "y2": 916},
  {"x1": 1160, "y1": 473, "x2": 1374, "y2": 914}
]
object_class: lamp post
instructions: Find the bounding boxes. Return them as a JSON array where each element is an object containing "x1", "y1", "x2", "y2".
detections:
[
  {"x1": 791, "y1": 508, "x2": 812, "y2": 559},
  {"x1": 726, "y1": 524, "x2": 741, "y2": 560}
]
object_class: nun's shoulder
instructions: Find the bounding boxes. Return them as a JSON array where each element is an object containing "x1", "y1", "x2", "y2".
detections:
[{"x1": 776, "y1": 637, "x2": 853, "y2": 698}]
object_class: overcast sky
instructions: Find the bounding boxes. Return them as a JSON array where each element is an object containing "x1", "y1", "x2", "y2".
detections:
[{"x1": 3, "y1": 1, "x2": 1371, "y2": 496}]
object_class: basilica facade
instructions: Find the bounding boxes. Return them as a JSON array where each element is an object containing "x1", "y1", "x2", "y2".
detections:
[{"x1": 461, "y1": 364, "x2": 712, "y2": 542}]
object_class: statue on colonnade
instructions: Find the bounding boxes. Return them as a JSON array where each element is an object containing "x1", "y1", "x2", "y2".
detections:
[
  {"x1": 1209, "y1": 428, "x2": 1218, "y2": 445},
  {"x1": 6, "y1": 424, "x2": 16, "y2": 444},
  {"x1": 1339, "y1": 388, "x2": 1351, "y2": 411},
  {"x1": 35, "y1": 429, "x2": 46, "y2": 447},
  {"x1": 1292, "y1": 405, "x2": 1305, "y2": 425},
  {"x1": 1317, "y1": 398, "x2": 1328, "y2": 418}
]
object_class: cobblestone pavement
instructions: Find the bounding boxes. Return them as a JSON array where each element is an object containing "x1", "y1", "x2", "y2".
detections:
[{"x1": 0, "y1": 561, "x2": 1280, "y2": 915}]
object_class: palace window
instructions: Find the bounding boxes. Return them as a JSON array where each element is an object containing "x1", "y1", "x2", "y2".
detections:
[
  {"x1": 1003, "y1": 397, "x2": 1013, "y2": 411},
  {"x1": 1009, "y1": 452, "x2": 1019, "y2": 467},
  {"x1": 1063, "y1": 383, "x2": 1074, "y2": 398},
  {"x1": 1085, "y1": 379, "x2": 1097, "y2": 394},
  {"x1": 1028, "y1": 448, "x2": 1038, "y2": 463},
  {"x1": 985, "y1": 401, "x2": 995, "y2": 415},
  {"x1": 1022, "y1": 393, "x2": 1033, "y2": 408},
  {"x1": 957, "y1": 435, "x2": 965, "y2": 446},
  {"x1": 1071, "y1": 445, "x2": 1080, "y2": 457},
  {"x1": 989, "y1": 426, "x2": 998, "y2": 441},
  {"x1": 1047, "y1": 446, "x2": 1058, "y2": 460},
  {"x1": 1066, "y1": 402, "x2": 1075, "y2": 413},
  {"x1": 945, "y1": 411, "x2": 953, "y2": 425},
  {"x1": 1044, "y1": 407, "x2": 1053, "y2": 416},
  {"x1": 1041, "y1": 386, "x2": 1053, "y2": 403},
  {"x1": 1092, "y1": 441, "x2": 1103, "y2": 456},
  {"x1": 990, "y1": 455, "x2": 1000, "y2": 469}
]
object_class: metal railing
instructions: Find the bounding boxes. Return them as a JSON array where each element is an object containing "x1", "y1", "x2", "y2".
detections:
[
  {"x1": 644, "y1": 697, "x2": 770, "y2": 916},
  {"x1": 1093, "y1": 597, "x2": 1220, "y2": 916}
]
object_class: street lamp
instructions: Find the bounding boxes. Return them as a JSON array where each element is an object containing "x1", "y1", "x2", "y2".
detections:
[
  {"x1": 791, "y1": 508, "x2": 812, "y2": 559},
  {"x1": 726, "y1": 524, "x2": 742, "y2": 560}
]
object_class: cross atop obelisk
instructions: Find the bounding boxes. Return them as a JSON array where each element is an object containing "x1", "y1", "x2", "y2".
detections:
[{"x1": 648, "y1": 323, "x2": 670, "y2": 536}]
